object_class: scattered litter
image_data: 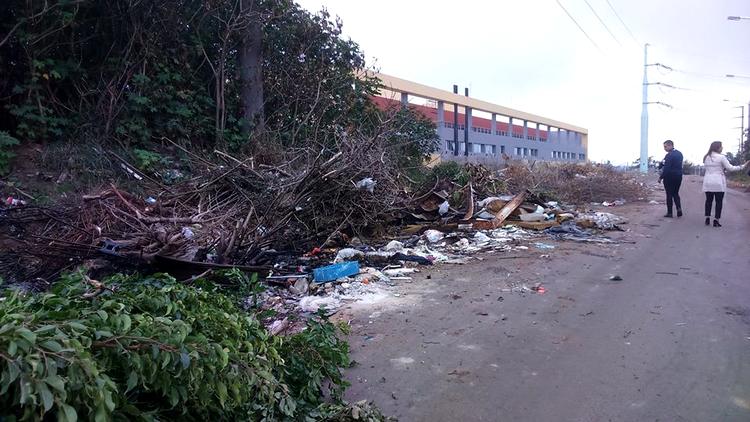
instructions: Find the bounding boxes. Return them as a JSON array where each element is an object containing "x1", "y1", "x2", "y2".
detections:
[
  {"x1": 438, "y1": 201, "x2": 449, "y2": 215},
  {"x1": 649, "y1": 200, "x2": 659, "y2": 205},
  {"x1": 299, "y1": 295, "x2": 341, "y2": 313},
  {"x1": 655, "y1": 271, "x2": 679, "y2": 276},
  {"x1": 602, "y1": 199, "x2": 626, "y2": 207},
  {"x1": 383, "y1": 268, "x2": 418, "y2": 277},
  {"x1": 609, "y1": 275, "x2": 623, "y2": 281},
  {"x1": 181, "y1": 227, "x2": 195, "y2": 240},
  {"x1": 675, "y1": 322, "x2": 687, "y2": 326},
  {"x1": 424, "y1": 229, "x2": 445, "y2": 243},
  {"x1": 531, "y1": 284, "x2": 546, "y2": 294},
  {"x1": 474, "y1": 232, "x2": 491, "y2": 243},
  {"x1": 5, "y1": 197, "x2": 27, "y2": 207},
  {"x1": 533, "y1": 242, "x2": 555, "y2": 250},
  {"x1": 355, "y1": 177, "x2": 377, "y2": 193},
  {"x1": 268, "y1": 318, "x2": 289, "y2": 335},
  {"x1": 520, "y1": 212, "x2": 545, "y2": 222},
  {"x1": 334, "y1": 248, "x2": 365, "y2": 263},
  {"x1": 576, "y1": 212, "x2": 627, "y2": 230},
  {"x1": 384, "y1": 240, "x2": 404, "y2": 252},
  {"x1": 546, "y1": 222, "x2": 615, "y2": 243},
  {"x1": 313, "y1": 261, "x2": 360, "y2": 283}
]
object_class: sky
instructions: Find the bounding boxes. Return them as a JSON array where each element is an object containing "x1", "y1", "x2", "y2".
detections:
[{"x1": 294, "y1": 0, "x2": 750, "y2": 165}]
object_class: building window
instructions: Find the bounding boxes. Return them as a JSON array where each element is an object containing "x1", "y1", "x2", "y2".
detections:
[
  {"x1": 491, "y1": 145, "x2": 497, "y2": 154},
  {"x1": 473, "y1": 143, "x2": 482, "y2": 153},
  {"x1": 579, "y1": 153, "x2": 585, "y2": 160}
]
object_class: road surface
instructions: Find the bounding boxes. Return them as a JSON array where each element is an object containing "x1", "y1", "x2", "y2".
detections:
[{"x1": 343, "y1": 176, "x2": 750, "y2": 422}]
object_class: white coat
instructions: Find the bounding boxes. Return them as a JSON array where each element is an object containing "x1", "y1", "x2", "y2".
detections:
[{"x1": 702, "y1": 152, "x2": 743, "y2": 192}]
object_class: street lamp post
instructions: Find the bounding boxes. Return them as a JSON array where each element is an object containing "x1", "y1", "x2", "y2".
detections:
[
  {"x1": 732, "y1": 105, "x2": 745, "y2": 157},
  {"x1": 725, "y1": 75, "x2": 750, "y2": 158},
  {"x1": 727, "y1": 17, "x2": 750, "y2": 156}
]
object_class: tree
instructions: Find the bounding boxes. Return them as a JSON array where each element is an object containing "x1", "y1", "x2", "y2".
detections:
[{"x1": 238, "y1": 0, "x2": 264, "y2": 138}]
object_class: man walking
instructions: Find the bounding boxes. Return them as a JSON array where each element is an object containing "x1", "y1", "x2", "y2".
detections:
[{"x1": 658, "y1": 139, "x2": 683, "y2": 218}]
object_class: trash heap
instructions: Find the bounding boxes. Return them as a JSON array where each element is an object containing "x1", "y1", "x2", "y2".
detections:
[
  {"x1": 250, "y1": 204, "x2": 624, "y2": 332},
  {"x1": 1, "y1": 157, "x2": 638, "y2": 311}
]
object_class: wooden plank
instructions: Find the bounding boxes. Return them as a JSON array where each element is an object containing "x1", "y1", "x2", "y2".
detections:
[
  {"x1": 462, "y1": 182, "x2": 474, "y2": 220},
  {"x1": 493, "y1": 192, "x2": 527, "y2": 225},
  {"x1": 512, "y1": 220, "x2": 560, "y2": 231},
  {"x1": 471, "y1": 192, "x2": 527, "y2": 230}
]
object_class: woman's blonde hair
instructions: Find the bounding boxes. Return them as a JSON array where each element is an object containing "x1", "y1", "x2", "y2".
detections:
[{"x1": 703, "y1": 141, "x2": 722, "y2": 162}]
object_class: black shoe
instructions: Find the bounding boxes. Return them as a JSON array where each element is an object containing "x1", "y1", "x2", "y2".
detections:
[
  {"x1": 705, "y1": 217, "x2": 710, "y2": 226},
  {"x1": 713, "y1": 219, "x2": 721, "y2": 227},
  {"x1": 676, "y1": 210, "x2": 683, "y2": 217},
  {"x1": 663, "y1": 213, "x2": 673, "y2": 218}
]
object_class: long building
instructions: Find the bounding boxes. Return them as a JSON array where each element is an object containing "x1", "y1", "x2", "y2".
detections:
[{"x1": 375, "y1": 73, "x2": 588, "y2": 162}]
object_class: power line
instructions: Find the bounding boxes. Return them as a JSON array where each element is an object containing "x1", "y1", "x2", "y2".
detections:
[
  {"x1": 605, "y1": 0, "x2": 638, "y2": 43},
  {"x1": 555, "y1": 0, "x2": 603, "y2": 53},
  {"x1": 583, "y1": 0, "x2": 622, "y2": 46}
]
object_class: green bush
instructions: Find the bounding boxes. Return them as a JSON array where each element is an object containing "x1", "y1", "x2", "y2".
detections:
[
  {"x1": 0, "y1": 130, "x2": 19, "y2": 174},
  {"x1": 0, "y1": 272, "x2": 370, "y2": 421}
]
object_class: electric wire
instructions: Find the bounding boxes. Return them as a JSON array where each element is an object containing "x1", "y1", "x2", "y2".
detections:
[
  {"x1": 583, "y1": 0, "x2": 622, "y2": 46},
  {"x1": 555, "y1": 0, "x2": 603, "y2": 53}
]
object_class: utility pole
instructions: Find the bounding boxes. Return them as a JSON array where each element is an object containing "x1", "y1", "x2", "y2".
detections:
[
  {"x1": 453, "y1": 85, "x2": 459, "y2": 156},
  {"x1": 639, "y1": 43, "x2": 649, "y2": 174},
  {"x1": 740, "y1": 105, "x2": 745, "y2": 158},
  {"x1": 464, "y1": 87, "x2": 470, "y2": 157}
]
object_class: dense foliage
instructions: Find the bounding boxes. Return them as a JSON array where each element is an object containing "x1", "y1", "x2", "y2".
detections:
[
  {"x1": 0, "y1": 272, "x2": 390, "y2": 421},
  {"x1": 0, "y1": 0, "x2": 435, "y2": 154}
]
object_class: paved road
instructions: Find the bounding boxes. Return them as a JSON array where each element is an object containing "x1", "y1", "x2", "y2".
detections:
[{"x1": 344, "y1": 177, "x2": 750, "y2": 422}]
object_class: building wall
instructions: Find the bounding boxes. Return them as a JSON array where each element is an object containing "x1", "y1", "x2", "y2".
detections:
[{"x1": 374, "y1": 96, "x2": 587, "y2": 162}]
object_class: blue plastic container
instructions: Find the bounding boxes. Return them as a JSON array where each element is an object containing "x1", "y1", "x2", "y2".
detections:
[{"x1": 313, "y1": 261, "x2": 360, "y2": 283}]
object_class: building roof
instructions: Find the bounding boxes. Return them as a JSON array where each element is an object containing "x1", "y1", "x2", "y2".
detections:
[{"x1": 373, "y1": 72, "x2": 587, "y2": 135}]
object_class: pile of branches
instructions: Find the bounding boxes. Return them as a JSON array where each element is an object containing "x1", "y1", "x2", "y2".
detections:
[
  {"x1": 0, "y1": 131, "x2": 415, "y2": 284},
  {"x1": 502, "y1": 161, "x2": 648, "y2": 204}
]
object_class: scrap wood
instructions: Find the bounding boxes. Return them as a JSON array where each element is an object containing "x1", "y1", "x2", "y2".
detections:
[
  {"x1": 462, "y1": 182, "x2": 474, "y2": 220},
  {"x1": 472, "y1": 191, "x2": 527, "y2": 230},
  {"x1": 152, "y1": 255, "x2": 271, "y2": 274},
  {"x1": 513, "y1": 220, "x2": 560, "y2": 231}
]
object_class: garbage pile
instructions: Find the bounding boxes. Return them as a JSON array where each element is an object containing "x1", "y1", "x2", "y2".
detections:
[
  {"x1": 1, "y1": 157, "x2": 635, "y2": 299},
  {"x1": 247, "y1": 208, "x2": 623, "y2": 331},
  {"x1": 247, "y1": 224, "x2": 544, "y2": 332}
]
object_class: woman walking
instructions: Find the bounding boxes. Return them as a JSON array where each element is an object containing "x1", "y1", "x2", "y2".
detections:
[{"x1": 702, "y1": 141, "x2": 749, "y2": 227}]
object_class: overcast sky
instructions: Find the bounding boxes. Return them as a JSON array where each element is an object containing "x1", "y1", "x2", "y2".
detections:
[{"x1": 295, "y1": 0, "x2": 750, "y2": 164}]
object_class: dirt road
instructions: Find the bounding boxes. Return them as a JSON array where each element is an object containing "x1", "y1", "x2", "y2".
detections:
[{"x1": 342, "y1": 176, "x2": 750, "y2": 421}]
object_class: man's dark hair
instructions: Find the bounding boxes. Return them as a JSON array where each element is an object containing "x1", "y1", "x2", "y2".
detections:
[{"x1": 663, "y1": 140, "x2": 674, "y2": 146}]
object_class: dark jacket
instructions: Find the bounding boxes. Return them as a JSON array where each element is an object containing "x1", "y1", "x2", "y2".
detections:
[{"x1": 661, "y1": 149, "x2": 683, "y2": 179}]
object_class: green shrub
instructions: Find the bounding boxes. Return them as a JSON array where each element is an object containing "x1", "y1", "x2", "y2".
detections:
[
  {"x1": 0, "y1": 272, "x2": 364, "y2": 421},
  {"x1": 0, "y1": 131, "x2": 19, "y2": 174}
]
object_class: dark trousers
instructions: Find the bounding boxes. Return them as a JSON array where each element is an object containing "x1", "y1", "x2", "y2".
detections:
[
  {"x1": 663, "y1": 176, "x2": 682, "y2": 214},
  {"x1": 704, "y1": 192, "x2": 725, "y2": 219}
]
